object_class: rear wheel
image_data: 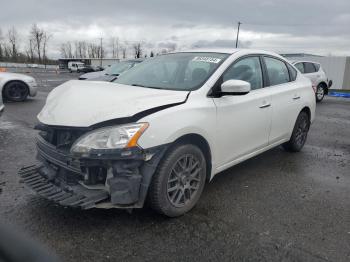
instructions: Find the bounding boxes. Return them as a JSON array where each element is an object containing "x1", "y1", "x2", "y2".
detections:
[
  {"x1": 3, "y1": 81, "x2": 29, "y2": 102},
  {"x1": 316, "y1": 84, "x2": 326, "y2": 102},
  {"x1": 148, "y1": 144, "x2": 206, "y2": 217},
  {"x1": 283, "y1": 111, "x2": 310, "y2": 152}
]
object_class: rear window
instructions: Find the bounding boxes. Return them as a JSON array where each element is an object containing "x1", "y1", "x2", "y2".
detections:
[
  {"x1": 264, "y1": 57, "x2": 290, "y2": 86},
  {"x1": 294, "y1": 63, "x2": 304, "y2": 73},
  {"x1": 313, "y1": 63, "x2": 320, "y2": 71},
  {"x1": 304, "y1": 62, "x2": 317, "y2": 73}
]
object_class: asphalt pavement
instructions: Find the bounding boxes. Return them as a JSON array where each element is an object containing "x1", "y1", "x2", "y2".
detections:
[{"x1": 0, "y1": 71, "x2": 349, "y2": 262}]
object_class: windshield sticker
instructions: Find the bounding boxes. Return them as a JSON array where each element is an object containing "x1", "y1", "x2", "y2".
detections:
[{"x1": 192, "y1": 57, "x2": 222, "y2": 64}]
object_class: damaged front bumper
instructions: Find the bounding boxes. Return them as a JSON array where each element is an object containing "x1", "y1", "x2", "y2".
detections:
[{"x1": 19, "y1": 133, "x2": 167, "y2": 209}]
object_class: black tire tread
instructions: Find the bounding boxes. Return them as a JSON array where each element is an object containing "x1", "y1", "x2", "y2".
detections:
[{"x1": 148, "y1": 144, "x2": 206, "y2": 217}]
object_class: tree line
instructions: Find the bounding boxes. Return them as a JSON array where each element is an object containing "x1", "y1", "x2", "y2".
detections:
[
  {"x1": 0, "y1": 24, "x2": 55, "y2": 65},
  {"x1": 0, "y1": 24, "x2": 176, "y2": 64}
]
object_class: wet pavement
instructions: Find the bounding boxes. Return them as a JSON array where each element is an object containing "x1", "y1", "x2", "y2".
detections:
[{"x1": 0, "y1": 71, "x2": 349, "y2": 261}]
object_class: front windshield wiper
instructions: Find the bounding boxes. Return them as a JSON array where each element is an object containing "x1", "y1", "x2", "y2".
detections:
[{"x1": 131, "y1": 84, "x2": 164, "y2": 89}]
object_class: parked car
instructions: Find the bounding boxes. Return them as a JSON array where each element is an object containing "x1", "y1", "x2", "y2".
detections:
[
  {"x1": 78, "y1": 65, "x2": 95, "y2": 73},
  {"x1": 68, "y1": 61, "x2": 85, "y2": 73},
  {"x1": 19, "y1": 49, "x2": 315, "y2": 217},
  {"x1": 292, "y1": 61, "x2": 332, "y2": 102},
  {"x1": 78, "y1": 59, "x2": 143, "y2": 81},
  {"x1": 0, "y1": 72, "x2": 37, "y2": 101},
  {"x1": 0, "y1": 91, "x2": 4, "y2": 116}
]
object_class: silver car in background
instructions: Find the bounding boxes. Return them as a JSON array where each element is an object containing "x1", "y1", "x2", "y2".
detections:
[
  {"x1": 79, "y1": 59, "x2": 144, "y2": 81},
  {"x1": 292, "y1": 61, "x2": 332, "y2": 102}
]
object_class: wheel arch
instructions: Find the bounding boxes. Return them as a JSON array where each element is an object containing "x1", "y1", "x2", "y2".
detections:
[
  {"x1": 170, "y1": 133, "x2": 212, "y2": 182},
  {"x1": 318, "y1": 81, "x2": 329, "y2": 94},
  {"x1": 300, "y1": 106, "x2": 311, "y2": 125},
  {"x1": 2, "y1": 79, "x2": 30, "y2": 97}
]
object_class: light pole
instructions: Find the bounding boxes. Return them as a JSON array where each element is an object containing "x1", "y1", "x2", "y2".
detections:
[{"x1": 235, "y1": 21, "x2": 241, "y2": 48}]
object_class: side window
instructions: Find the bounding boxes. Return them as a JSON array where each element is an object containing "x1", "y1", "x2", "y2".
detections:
[
  {"x1": 222, "y1": 56, "x2": 263, "y2": 90},
  {"x1": 304, "y1": 62, "x2": 316, "y2": 73},
  {"x1": 264, "y1": 57, "x2": 290, "y2": 86},
  {"x1": 313, "y1": 63, "x2": 320, "y2": 72},
  {"x1": 287, "y1": 64, "x2": 297, "y2": 81},
  {"x1": 294, "y1": 63, "x2": 305, "y2": 73}
]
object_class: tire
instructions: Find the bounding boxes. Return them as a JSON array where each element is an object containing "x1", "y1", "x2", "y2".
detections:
[
  {"x1": 316, "y1": 84, "x2": 326, "y2": 102},
  {"x1": 148, "y1": 144, "x2": 207, "y2": 217},
  {"x1": 3, "y1": 81, "x2": 29, "y2": 102},
  {"x1": 283, "y1": 111, "x2": 310, "y2": 152}
]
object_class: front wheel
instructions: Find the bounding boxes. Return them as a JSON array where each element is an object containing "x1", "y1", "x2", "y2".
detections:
[
  {"x1": 148, "y1": 144, "x2": 207, "y2": 217},
  {"x1": 316, "y1": 84, "x2": 326, "y2": 102},
  {"x1": 283, "y1": 111, "x2": 310, "y2": 152},
  {"x1": 3, "y1": 81, "x2": 29, "y2": 102}
]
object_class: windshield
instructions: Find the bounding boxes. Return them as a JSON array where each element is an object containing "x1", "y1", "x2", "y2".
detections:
[
  {"x1": 105, "y1": 61, "x2": 135, "y2": 75},
  {"x1": 113, "y1": 52, "x2": 229, "y2": 91}
]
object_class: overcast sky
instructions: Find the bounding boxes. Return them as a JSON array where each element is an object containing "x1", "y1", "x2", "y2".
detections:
[{"x1": 1, "y1": 0, "x2": 350, "y2": 58}]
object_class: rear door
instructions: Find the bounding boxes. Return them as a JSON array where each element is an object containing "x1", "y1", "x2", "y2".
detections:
[
  {"x1": 263, "y1": 56, "x2": 301, "y2": 144},
  {"x1": 303, "y1": 62, "x2": 319, "y2": 87},
  {"x1": 213, "y1": 56, "x2": 272, "y2": 169}
]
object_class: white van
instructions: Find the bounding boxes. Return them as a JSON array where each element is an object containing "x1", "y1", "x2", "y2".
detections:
[{"x1": 68, "y1": 61, "x2": 85, "y2": 73}]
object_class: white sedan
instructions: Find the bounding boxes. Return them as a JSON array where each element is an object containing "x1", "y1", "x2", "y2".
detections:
[
  {"x1": 0, "y1": 72, "x2": 38, "y2": 101},
  {"x1": 20, "y1": 49, "x2": 315, "y2": 217}
]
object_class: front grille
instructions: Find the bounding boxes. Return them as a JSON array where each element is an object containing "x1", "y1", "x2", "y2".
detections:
[{"x1": 36, "y1": 124, "x2": 89, "y2": 150}]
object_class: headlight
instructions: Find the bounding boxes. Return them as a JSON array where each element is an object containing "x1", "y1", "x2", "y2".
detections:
[{"x1": 71, "y1": 123, "x2": 148, "y2": 155}]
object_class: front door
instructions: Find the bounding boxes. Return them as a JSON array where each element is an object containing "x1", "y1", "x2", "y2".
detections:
[{"x1": 213, "y1": 56, "x2": 272, "y2": 170}]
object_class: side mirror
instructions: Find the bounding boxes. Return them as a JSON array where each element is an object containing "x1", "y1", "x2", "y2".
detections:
[{"x1": 221, "y1": 80, "x2": 251, "y2": 95}]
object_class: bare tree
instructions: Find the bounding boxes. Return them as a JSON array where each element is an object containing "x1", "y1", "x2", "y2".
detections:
[
  {"x1": 0, "y1": 28, "x2": 4, "y2": 60},
  {"x1": 42, "y1": 32, "x2": 51, "y2": 68},
  {"x1": 110, "y1": 37, "x2": 120, "y2": 58},
  {"x1": 30, "y1": 23, "x2": 44, "y2": 63},
  {"x1": 121, "y1": 45, "x2": 127, "y2": 59},
  {"x1": 60, "y1": 42, "x2": 73, "y2": 58},
  {"x1": 75, "y1": 41, "x2": 87, "y2": 58},
  {"x1": 25, "y1": 39, "x2": 35, "y2": 62},
  {"x1": 150, "y1": 51, "x2": 154, "y2": 57},
  {"x1": 8, "y1": 26, "x2": 19, "y2": 61},
  {"x1": 133, "y1": 42, "x2": 142, "y2": 58}
]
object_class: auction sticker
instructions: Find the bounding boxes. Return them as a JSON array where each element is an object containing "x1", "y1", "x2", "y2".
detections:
[{"x1": 192, "y1": 56, "x2": 222, "y2": 63}]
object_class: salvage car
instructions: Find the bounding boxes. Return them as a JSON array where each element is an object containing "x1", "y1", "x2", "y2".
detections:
[
  {"x1": 19, "y1": 49, "x2": 315, "y2": 217},
  {"x1": 292, "y1": 61, "x2": 332, "y2": 102},
  {"x1": 0, "y1": 72, "x2": 37, "y2": 102},
  {"x1": 78, "y1": 59, "x2": 143, "y2": 81}
]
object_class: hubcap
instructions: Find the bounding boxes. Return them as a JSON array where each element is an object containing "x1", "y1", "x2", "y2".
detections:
[
  {"x1": 295, "y1": 116, "x2": 308, "y2": 147},
  {"x1": 167, "y1": 154, "x2": 202, "y2": 208},
  {"x1": 7, "y1": 83, "x2": 27, "y2": 100},
  {"x1": 317, "y1": 87, "x2": 324, "y2": 100}
]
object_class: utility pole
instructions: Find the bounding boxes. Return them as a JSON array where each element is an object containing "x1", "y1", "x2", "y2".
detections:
[
  {"x1": 235, "y1": 21, "x2": 241, "y2": 48},
  {"x1": 99, "y1": 37, "x2": 103, "y2": 67}
]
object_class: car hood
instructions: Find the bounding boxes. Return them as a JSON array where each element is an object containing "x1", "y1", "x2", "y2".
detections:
[
  {"x1": 79, "y1": 71, "x2": 105, "y2": 79},
  {"x1": 38, "y1": 80, "x2": 189, "y2": 127}
]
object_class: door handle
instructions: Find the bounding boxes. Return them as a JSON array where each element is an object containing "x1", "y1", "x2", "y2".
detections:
[
  {"x1": 259, "y1": 103, "x2": 271, "y2": 108},
  {"x1": 293, "y1": 96, "x2": 300, "y2": 100}
]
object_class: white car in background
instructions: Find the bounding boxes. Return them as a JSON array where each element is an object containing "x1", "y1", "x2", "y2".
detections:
[
  {"x1": 292, "y1": 61, "x2": 332, "y2": 102},
  {"x1": 0, "y1": 92, "x2": 4, "y2": 116},
  {"x1": 20, "y1": 49, "x2": 315, "y2": 217},
  {"x1": 0, "y1": 72, "x2": 38, "y2": 102}
]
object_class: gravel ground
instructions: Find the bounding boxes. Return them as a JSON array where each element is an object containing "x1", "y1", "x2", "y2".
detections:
[{"x1": 0, "y1": 71, "x2": 349, "y2": 262}]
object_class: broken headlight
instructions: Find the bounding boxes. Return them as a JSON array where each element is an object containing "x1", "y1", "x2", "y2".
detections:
[{"x1": 71, "y1": 123, "x2": 148, "y2": 156}]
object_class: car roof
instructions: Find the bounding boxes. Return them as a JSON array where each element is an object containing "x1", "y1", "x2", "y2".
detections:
[
  {"x1": 173, "y1": 48, "x2": 279, "y2": 55},
  {"x1": 291, "y1": 60, "x2": 320, "y2": 65}
]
